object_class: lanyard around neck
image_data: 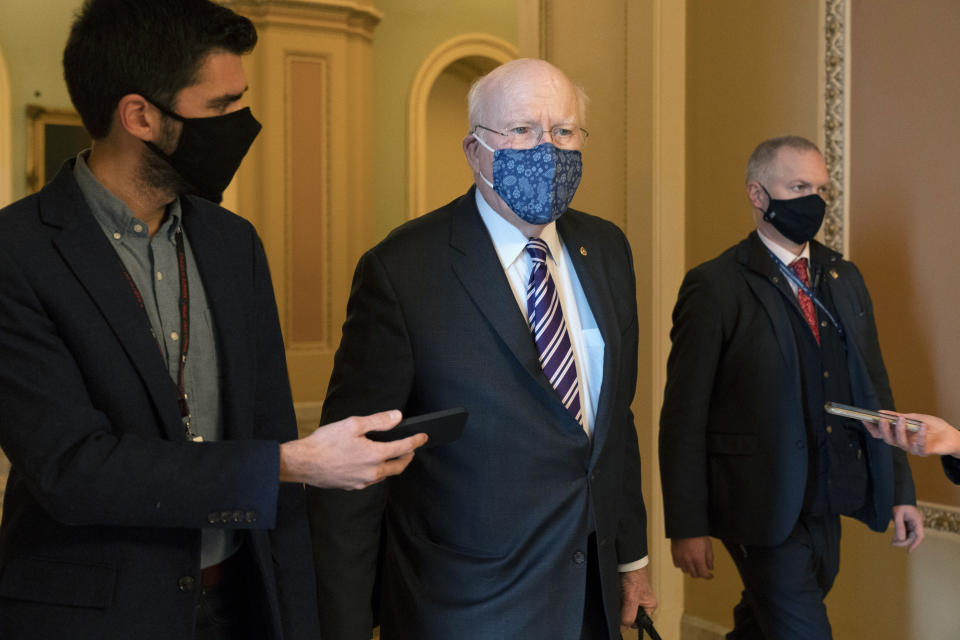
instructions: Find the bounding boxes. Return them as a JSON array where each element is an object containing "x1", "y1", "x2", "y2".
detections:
[
  {"x1": 765, "y1": 248, "x2": 845, "y2": 339},
  {"x1": 117, "y1": 227, "x2": 202, "y2": 442}
]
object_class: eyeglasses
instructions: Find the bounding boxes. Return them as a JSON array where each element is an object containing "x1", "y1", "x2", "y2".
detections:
[{"x1": 473, "y1": 124, "x2": 589, "y2": 150}]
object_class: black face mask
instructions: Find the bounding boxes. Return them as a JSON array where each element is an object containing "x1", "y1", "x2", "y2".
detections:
[
  {"x1": 760, "y1": 185, "x2": 826, "y2": 245},
  {"x1": 145, "y1": 101, "x2": 262, "y2": 203}
]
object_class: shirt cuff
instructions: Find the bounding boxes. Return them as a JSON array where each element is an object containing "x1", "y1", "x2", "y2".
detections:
[{"x1": 617, "y1": 556, "x2": 649, "y2": 572}]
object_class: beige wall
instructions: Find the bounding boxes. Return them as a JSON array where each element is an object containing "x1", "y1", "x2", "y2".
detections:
[
  {"x1": 849, "y1": 0, "x2": 960, "y2": 508},
  {"x1": 0, "y1": 0, "x2": 81, "y2": 203},
  {"x1": 686, "y1": 0, "x2": 821, "y2": 268},
  {"x1": 370, "y1": 0, "x2": 517, "y2": 238},
  {"x1": 836, "y1": 1, "x2": 960, "y2": 638},
  {"x1": 1, "y1": 46, "x2": 11, "y2": 207}
]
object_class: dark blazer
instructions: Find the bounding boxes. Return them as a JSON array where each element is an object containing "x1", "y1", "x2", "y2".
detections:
[
  {"x1": 0, "y1": 164, "x2": 320, "y2": 639},
  {"x1": 659, "y1": 232, "x2": 915, "y2": 546},
  {"x1": 308, "y1": 188, "x2": 647, "y2": 640}
]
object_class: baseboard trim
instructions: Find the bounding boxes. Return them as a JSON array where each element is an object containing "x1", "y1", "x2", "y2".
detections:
[{"x1": 682, "y1": 613, "x2": 729, "y2": 640}]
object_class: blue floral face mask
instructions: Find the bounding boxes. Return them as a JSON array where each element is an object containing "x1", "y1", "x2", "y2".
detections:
[{"x1": 474, "y1": 135, "x2": 583, "y2": 225}]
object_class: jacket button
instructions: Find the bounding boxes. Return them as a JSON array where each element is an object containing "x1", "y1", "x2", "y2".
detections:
[
  {"x1": 178, "y1": 576, "x2": 196, "y2": 592},
  {"x1": 573, "y1": 551, "x2": 585, "y2": 565},
  {"x1": 826, "y1": 425, "x2": 833, "y2": 434},
  {"x1": 795, "y1": 440, "x2": 804, "y2": 449}
]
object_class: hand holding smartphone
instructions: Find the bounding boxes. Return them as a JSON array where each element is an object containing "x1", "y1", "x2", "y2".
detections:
[
  {"x1": 824, "y1": 401, "x2": 923, "y2": 433},
  {"x1": 366, "y1": 407, "x2": 468, "y2": 448}
]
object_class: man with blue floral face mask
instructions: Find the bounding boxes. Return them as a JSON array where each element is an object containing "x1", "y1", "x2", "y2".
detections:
[
  {"x1": 660, "y1": 136, "x2": 923, "y2": 639},
  {"x1": 309, "y1": 58, "x2": 657, "y2": 639}
]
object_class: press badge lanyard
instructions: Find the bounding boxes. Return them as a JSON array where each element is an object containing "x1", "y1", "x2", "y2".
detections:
[
  {"x1": 765, "y1": 248, "x2": 846, "y2": 339},
  {"x1": 118, "y1": 227, "x2": 203, "y2": 443}
]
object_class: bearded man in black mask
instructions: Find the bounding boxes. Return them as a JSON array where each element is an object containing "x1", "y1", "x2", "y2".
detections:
[
  {"x1": 0, "y1": 1, "x2": 425, "y2": 639},
  {"x1": 659, "y1": 135, "x2": 923, "y2": 639}
]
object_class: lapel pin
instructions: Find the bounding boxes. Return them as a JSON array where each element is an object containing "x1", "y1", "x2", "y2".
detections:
[
  {"x1": 579, "y1": 246, "x2": 588, "y2": 256},
  {"x1": 829, "y1": 269, "x2": 839, "y2": 279}
]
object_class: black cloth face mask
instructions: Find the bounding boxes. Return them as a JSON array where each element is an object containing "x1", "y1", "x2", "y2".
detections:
[
  {"x1": 145, "y1": 100, "x2": 262, "y2": 203},
  {"x1": 760, "y1": 185, "x2": 826, "y2": 245}
]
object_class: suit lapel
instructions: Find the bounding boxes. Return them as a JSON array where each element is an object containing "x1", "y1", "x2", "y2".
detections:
[
  {"x1": 448, "y1": 190, "x2": 579, "y2": 426},
  {"x1": 556, "y1": 214, "x2": 620, "y2": 458},
  {"x1": 739, "y1": 233, "x2": 801, "y2": 377},
  {"x1": 181, "y1": 199, "x2": 253, "y2": 440},
  {"x1": 42, "y1": 166, "x2": 184, "y2": 440}
]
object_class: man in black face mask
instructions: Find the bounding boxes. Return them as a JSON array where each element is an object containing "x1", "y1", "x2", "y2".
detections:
[
  {"x1": 0, "y1": 1, "x2": 424, "y2": 639},
  {"x1": 659, "y1": 136, "x2": 923, "y2": 639}
]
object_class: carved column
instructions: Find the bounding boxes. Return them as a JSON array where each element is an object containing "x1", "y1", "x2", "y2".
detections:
[{"x1": 224, "y1": 1, "x2": 380, "y2": 428}]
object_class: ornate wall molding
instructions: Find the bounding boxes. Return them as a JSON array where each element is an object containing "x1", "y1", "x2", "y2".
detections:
[
  {"x1": 822, "y1": 0, "x2": 847, "y2": 253},
  {"x1": 919, "y1": 501, "x2": 960, "y2": 537},
  {"x1": 225, "y1": 0, "x2": 381, "y2": 41}
]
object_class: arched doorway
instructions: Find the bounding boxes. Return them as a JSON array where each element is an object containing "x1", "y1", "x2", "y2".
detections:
[{"x1": 407, "y1": 34, "x2": 517, "y2": 218}]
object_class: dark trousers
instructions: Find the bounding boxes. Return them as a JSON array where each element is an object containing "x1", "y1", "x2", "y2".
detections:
[
  {"x1": 724, "y1": 514, "x2": 841, "y2": 640},
  {"x1": 580, "y1": 533, "x2": 613, "y2": 640},
  {"x1": 195, "y1": 547, "x2": 267, "y2": 640}
]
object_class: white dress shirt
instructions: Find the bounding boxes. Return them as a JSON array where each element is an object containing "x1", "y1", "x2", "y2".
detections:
[
  {"x1": 475, "y1": 189, "x2": 648, "y2": 572},
  {"x1": 757, "y1": 227, "x2": 811, "y2": 298}
]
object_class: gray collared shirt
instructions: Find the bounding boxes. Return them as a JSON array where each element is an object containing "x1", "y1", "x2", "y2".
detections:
[{"x1": 74, "y1": 152, "x2": 237, "y2": 568}]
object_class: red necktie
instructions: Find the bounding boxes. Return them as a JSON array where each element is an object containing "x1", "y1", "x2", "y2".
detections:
[{"x1": 790, "y1": 257, "x2": 820, "y2": 345}]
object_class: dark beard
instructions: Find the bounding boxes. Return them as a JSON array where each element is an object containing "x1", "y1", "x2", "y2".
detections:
[{"x1": 139, "y1": 116, "x2": 193, "y2": 196}]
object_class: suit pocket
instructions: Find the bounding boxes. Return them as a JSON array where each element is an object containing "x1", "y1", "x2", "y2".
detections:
[
  {"x1": 707, "y1": 432, "x2": 759, "y2": 456},
  {"x1": 414, "y1": 528, "x2": 508, "y2": 560},
  {"x1": 0, "y1": 555, "x2": 116, "y2": 608}
]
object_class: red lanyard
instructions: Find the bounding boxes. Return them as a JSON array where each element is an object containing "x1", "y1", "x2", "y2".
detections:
[{"x1": 118, "y1": 228, "x2": 202, "y2": 442}]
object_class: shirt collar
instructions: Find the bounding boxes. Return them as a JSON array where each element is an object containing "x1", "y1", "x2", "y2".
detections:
[
  {"x1": 756, "y1": 227, "x2": 810, "y2": 266},
  {"x1": 474, "y1": 188, "x2": 563, "y2": 269},
  {"x1": 74, "y1": 150, "x2": 182, "y2": 242}
]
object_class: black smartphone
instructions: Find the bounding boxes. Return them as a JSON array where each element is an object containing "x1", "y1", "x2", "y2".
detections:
[
  {"x1": 366, "y1": 407, "x2": 468, "y2": 448},
  {"x1": 824, "y1": 401, "x2": 922, "y2": 433}
]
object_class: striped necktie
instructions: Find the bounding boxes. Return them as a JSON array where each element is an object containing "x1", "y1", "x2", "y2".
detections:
[{"x1": 525, "y1": 237, "x2": 582, "y2": 424}]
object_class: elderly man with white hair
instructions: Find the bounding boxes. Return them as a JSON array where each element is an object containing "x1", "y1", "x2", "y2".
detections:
[{"x1": 308, "y1": 58, "x2": 656, "y2": 639}]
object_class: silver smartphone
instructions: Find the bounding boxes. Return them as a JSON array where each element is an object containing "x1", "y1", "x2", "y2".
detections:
[{"x1": 824, "y1": 401, "x2": 922, "y2": 433}]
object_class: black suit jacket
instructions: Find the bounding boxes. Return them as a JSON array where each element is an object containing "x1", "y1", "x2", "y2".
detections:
[
  {"x1": 659, "y1": 232, "x2": 915, "y2": 546},
  {"x1": 0, "y1": 164, "x2": 320, "y2": 639},
  {"x1": 308, "y1": 188, "x2": 647, "y2": 639}
]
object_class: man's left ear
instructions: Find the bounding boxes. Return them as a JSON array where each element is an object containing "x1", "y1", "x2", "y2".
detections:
[{"x1": 116, "y1": 94, "x2": 164, "y2": 143}]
